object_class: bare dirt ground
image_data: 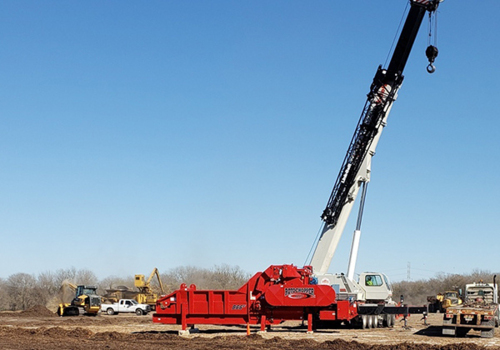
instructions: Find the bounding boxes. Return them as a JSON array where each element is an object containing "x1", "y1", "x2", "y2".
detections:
[{"x1": 0, "y1": 306, "x2": 499, "y2": 350}]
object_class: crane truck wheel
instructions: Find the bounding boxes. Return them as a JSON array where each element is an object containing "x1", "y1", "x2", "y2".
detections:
[
  {"x1": 361, "y1": 315, "x2": 368, "y2": 329},
  {"x1": 135, "y1": 309, "x2": 143, "y2": 316},
  {"x1": 384, "y1": 314, "x2": 394, "y2": 328},
  {"x1": 106, "y1": 308, "x2": 115, "y2": 316}
]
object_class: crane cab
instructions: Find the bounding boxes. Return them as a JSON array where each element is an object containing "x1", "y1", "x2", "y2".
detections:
[
  {"x1": 358, "y1": 272, "x2": 393, "y2": 303},
  {"x1": 314, "y1": 272, "x2": 392, "y2": 304}
]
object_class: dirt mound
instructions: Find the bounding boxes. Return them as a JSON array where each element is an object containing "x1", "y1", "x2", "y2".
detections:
[
  {"x1": 63, "y1": 316, "x2": 115, "y2": 325},
  {"x1": 91, "y1": 331, "x2": 132, "y2": 341},
  {"x1": 132, "y1": 331, "x2": 179, "y2": 341},
  {"x1": 20, "y1": 305, "x2": 57, "y2": 317},
  {"x1": 43, "y1": 327, "x2": 93, "y2": 338},
  {"x1": 0, "y1": 326, "x2": 92, "y2": 338}
]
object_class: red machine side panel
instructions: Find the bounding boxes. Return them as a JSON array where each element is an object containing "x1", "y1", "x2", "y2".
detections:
[{"x1": 264, "y1": 284, "x2": 336, "y2": 307}]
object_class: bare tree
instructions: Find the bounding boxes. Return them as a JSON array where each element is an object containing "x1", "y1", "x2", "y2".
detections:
[
  {"x1": 34, "y1": 271, "x2": 59, "y2": 307},
  {"x1": 162, "y1": 266, "x2": 210, "y2": 292},
  {"x1": 53, "y1": 267, "x2": 77, "y2": 287},
  {"x1": 0, "y1": 278, "x2": 9, "y2": 311},
  {"x1": 6, "y1": 273, "x2": 38, "y2": 311},
  {"x1": 206, "y1": 264, "x2": 250, "y2": 290},
  {"x1": 75, "y1": 269, "x2": 98, "y2": 286},
  {"x1": 161, "y1": 265, "x2": 251, "y2": 293}
]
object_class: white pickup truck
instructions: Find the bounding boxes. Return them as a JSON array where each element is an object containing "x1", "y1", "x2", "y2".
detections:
[{"x1": 101, "y1": 299, "x2": 151, "y2": 316}]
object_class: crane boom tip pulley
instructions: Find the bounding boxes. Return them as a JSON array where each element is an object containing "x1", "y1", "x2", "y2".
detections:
[
  {"x1": 426, "y1": 45, "x2": 439, "y2": 73},
  {"x1": 413, "y1": 0, "x2": 442, "y2": 73}
]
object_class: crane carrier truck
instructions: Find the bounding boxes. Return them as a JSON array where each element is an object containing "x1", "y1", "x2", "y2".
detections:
[{"x1": 153, "y1": 0, "x2": 444, "y2": 332}]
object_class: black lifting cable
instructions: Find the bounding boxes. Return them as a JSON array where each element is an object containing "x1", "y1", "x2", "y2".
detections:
[
  {"x1": 425, "y1": 9, "x2": 439, "y2": 73},
  {"x1": 305, "y1": 222, "x2": 326, "y2": 267},
  {"x1": 384, "y1": 2, "x2": 411, "y2": 69}
]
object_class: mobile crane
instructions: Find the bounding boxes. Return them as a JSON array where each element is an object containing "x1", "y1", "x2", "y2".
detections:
[
  {"x1": 309, "y1": 0, "x2": 442, "y2": 327},
  {"x1": 153, "y1": 0, "x2": 444, "y2": 332}
]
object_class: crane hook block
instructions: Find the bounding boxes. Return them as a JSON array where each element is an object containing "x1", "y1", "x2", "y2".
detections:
[{"x1": 425, "y1": 45, "x2": 439, "y2": 74}]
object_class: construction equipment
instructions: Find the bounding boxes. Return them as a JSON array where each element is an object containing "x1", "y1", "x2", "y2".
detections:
[
  {"x1": 428, "y1": 291, "x2": 462, "y2": 313},
  {"x1": 101, "y1": 268, "x2": 166, "y2": 310},
  {"x1": 56, "y1": 283, "x2": 101, "y2": 316},
  {"x1": 134, "y1": 268, "x2": 165, "y2": 310},
  {"x1": 102, "y1": 286, "x2": 137, "y2": 304},
  {"x1": 154, "y1": 0, "x2": 444, "y2": 332},
  {"x1": 441, "y1": 291, "x2": 463, "y2": 310},
  {"x1": 443, "y1": 277, "x2": 499, "y2": 338}
]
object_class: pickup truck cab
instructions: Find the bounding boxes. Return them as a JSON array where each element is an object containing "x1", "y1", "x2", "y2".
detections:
[{"x1": 101, "y1": 299, "x2": 151, "y2": 316}]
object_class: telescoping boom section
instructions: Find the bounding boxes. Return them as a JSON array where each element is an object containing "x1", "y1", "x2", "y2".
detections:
[
  {"x1": 153, "y1": 265, "x2": 356, "y2": 331},
  {"x1": 311, "y1": 0, "x2": 442, "y2": 275}
]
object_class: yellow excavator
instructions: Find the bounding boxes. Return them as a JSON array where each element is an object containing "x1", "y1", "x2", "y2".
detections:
[
  {"x1": 56, "y1": 282, "x2": 101, "y2": 316},
  {"x1": 134, "y1": 268, "x2": 165, "y2": 310}
]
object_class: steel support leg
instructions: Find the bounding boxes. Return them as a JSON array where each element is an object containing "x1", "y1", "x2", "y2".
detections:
[{"x1": 260, "y1": 315, "x2": 266, "y2": 332}]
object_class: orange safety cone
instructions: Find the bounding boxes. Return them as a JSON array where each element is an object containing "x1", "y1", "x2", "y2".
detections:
[{"x1": 246, "y1": 323, "x2": 250, "y2": 335}]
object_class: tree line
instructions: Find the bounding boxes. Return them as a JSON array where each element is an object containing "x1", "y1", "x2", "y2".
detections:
[
  {"x1": 0, "y1": 264, "x2": 251, "y2": 312},
  {"x1": 1, "y1": 265, "x2": 497, "y2": 311},
  {"x1": 392, "y1": 269, "x2": 498, "y2": 305}
]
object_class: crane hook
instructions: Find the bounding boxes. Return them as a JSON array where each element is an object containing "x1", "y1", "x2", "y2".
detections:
[{"x1": 425, "y1": 45, "x2": 439, "y2": 74}]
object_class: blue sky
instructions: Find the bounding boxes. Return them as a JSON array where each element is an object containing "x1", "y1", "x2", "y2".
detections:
[{"x1": 1, "y1": 1, "x2": 499, "y2": 282}]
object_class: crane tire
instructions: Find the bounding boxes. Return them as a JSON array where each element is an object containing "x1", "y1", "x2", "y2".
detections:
[
  {"x1": 361, "y1": 315, "x2": 368, "y2": 329},
  {"x1": 385, "y1": 314, "x2": 394, "y2": 327}
]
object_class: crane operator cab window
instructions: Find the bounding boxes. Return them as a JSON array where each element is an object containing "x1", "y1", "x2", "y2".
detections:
[{"x1": 365, "y1": 275, "x2": 383, "y2": 287}]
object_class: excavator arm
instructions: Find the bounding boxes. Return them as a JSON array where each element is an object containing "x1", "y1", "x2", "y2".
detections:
[
  {"x1": 147, "y1": 268, "x2": 165, "y2": 294},
  {"x1": 136, "y1": 268, "x2": 165, "y2": 294}
]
